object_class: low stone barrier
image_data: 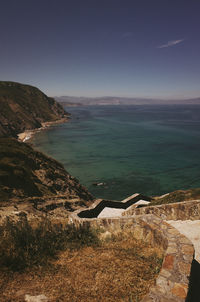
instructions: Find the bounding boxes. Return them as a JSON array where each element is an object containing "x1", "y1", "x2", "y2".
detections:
[
  {"x1": 76, "y1": 194, "x2": 151, "y2": 219},
  {"x1": 122, "y1": 200, "x2": 200, "y2": 221},
  {"x1": 71, "y1": 214, "x2": 194, "y2": 302}
]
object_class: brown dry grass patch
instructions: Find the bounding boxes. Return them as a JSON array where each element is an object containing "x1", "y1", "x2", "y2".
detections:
[{"x1": 0, "y1": 235, "x2": 162, "y2": 302}]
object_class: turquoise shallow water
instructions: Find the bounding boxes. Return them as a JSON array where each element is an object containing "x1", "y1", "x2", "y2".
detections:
[{"x1": 31, "y1": 105, "x2": 200, "y2": 200}]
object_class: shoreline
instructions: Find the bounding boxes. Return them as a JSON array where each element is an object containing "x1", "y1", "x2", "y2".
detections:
[{"x1": 17, "y1": 117, "x2": 69, "y2": 143}]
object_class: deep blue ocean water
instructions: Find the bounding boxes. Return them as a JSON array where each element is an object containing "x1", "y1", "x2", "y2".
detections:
[{"x1": 31, "y1": 105, "x2": 200, "y2": 200}]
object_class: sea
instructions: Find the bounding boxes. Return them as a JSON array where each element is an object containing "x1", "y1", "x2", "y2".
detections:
[{"x1": 30, "y1": 104, "x2": 200, "y2": 200}]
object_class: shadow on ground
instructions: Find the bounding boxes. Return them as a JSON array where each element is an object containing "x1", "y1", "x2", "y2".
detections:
[{"x1": 186, "y1": 259, "x2": 200, "y2": 302}]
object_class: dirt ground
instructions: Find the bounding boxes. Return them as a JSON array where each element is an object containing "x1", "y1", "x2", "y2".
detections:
[{"x1": 0, "y1": 237, "x2": 163, "y2": 302}]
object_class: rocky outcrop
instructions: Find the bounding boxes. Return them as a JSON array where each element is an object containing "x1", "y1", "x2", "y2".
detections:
[{"x1": 0, "y1": 81, "x2": 69, "y2": 138}]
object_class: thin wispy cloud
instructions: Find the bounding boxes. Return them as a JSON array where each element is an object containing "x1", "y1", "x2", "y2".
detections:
[{"x1": 158, "y1": 39, "x2": 184, "y2": 48}]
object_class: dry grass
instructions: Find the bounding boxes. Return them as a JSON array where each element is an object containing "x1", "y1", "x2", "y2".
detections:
[
  {"x1": 0, "y1": 235, "x2": 163, "y2": 302},
  {"x1": 152, "y1": 188, "x2": 200, "y2": 205},
  {"x1": 0, "y1": 216, "x2": 99, "y2": 271}
]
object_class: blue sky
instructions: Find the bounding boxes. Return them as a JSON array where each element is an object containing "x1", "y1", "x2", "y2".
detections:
[{"x1": 0, "y1": 0, "x2": 200, "y2": 98}]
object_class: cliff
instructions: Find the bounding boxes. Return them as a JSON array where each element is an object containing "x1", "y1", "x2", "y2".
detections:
[
  {"x1": 0, "y1": 138, "x2": 93, "y2": 203},
  {"x1": 0, "y1": 82, "x2": 93, "y2": 209},
  {"x1": 0, "y1": 81, "x2": 69, "y2": 138}
]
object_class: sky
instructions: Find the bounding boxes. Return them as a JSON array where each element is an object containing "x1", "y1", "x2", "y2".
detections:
[{"x1": 0, "y1": 0, "x2": 200, "y2": 99}]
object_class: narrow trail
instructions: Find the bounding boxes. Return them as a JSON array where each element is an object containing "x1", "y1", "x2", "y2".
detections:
[{"x1": 166, "y1": 220, "x2": 200, "y2": 263}]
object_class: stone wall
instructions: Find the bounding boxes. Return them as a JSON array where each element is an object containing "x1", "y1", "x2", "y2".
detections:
[
  {"x1": 122, "y1": 200, "x2": 200, "y2": 221},
  {"x1": 76, "y1": 194, "x2": 151, "y2": 218},
  {"x1": 71, "y1": 214, "x2": 194, "y2": 302}
]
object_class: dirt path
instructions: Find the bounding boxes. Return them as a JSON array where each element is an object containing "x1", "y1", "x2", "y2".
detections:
[{"x1": 166, "y1": 220, "x2": 200, "y2": 263}]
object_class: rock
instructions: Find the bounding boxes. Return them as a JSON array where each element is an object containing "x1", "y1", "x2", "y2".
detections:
[
  {"x1": 171, "y1": 283, "x2": 188, "y2": 299},
  {"x1": 92, "y1": 182, "x2": 106, "y2": 186},
  {"x1": 162, "y1": 254, "x2": 174, "y2": 270},
  {"x1": 25, "y1": 294, "x2": 48, "y2": 302}
]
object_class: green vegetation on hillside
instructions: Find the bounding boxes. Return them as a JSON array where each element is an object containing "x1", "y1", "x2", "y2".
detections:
[
  {"x1": 0, "y1": 138, "x2": 93, "y2": 202},
  {"x1": 0, "y1": 81, "x2": 69, "y2": 137}
]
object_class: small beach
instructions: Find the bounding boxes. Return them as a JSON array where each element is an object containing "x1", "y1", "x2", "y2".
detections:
[{"x1": 18, "y1": 117, "x2": 69, "y2": 142}]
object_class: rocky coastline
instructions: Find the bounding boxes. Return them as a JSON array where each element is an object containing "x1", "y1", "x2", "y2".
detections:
[{"x1": 0, "y1": 82, "x2": 94, "y2": 219}]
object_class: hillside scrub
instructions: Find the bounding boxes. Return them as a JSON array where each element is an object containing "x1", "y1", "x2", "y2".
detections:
[
  {"x1": 0, "y1": 215, "x2": 99, "y2": 271},
  {"x1": 0, "y1": 222, "x2": 163, "y2": 301},
  {"x1": 0, "y1": 138, "x2": 93, "y2": 202},
  {"x1": 151, "y1": 188, "x2": 200, "y2": 206}
]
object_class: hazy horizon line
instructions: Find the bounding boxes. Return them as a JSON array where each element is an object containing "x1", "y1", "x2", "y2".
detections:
[{"x1": 54, "y1": 94, "x2": 200, "y2": 101}]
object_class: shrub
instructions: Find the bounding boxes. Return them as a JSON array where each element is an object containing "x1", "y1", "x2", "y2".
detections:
[{"x1": 0, "y1": 215, "x2": 99, "y2": 271}]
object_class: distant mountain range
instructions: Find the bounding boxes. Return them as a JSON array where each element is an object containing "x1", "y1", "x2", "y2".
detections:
[{"x1": 55, "y1": 95, "x2": 200, "y2": 106}]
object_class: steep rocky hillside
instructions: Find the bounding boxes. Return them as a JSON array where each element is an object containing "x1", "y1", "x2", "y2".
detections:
[
  {"x1": 0, "y1": 81, "x2": 69, "y2": 138},
  {"x1": 0, "y1": 138, "x2": 93, "y2": 203}
]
